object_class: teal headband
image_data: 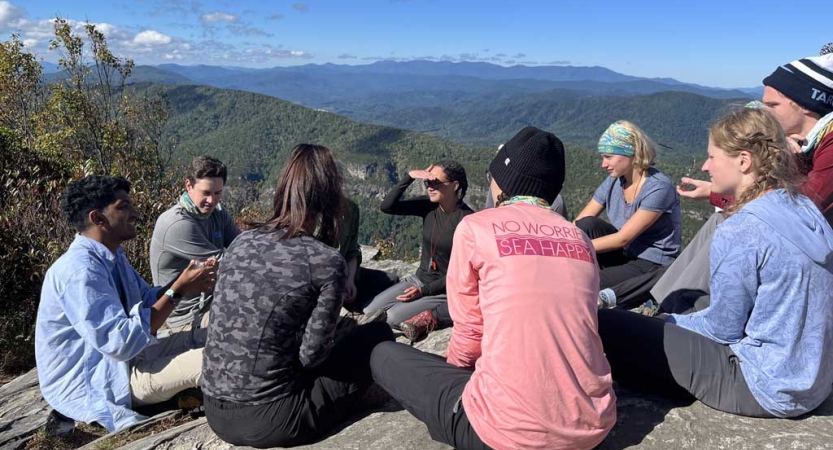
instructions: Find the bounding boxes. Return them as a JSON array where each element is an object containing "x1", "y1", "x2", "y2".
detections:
[{"x1": 598, "y1": 122, "x2": 635, "y2": 157}]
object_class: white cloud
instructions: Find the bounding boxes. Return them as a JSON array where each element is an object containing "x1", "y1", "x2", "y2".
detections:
[
  {"x1": 201, "y1": 12, "x2": 237, "y2": 23},
  {"x1": 19, "y1": 19, "x2": 55, "y2": 40},
  {"x1": 0, "y1": 4, "x2": 315, "y2": 68},
  {"x1": 93, "y1": 23, "x2": 119, "y2": 37},
  {"x1": 0, "y1": 1, "x2": 23, "y2": 29},
  {"x1": 133, "y1": 30, "x2": 172, "y2": 45}
]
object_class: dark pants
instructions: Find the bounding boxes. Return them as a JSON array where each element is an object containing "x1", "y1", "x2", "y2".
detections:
[
  {"x1": 431, "y1": 302, "x2": 453, "y2": 328},
  {"x1": 370, "y1": 342, "x2": 493, "y2": 450},
  {"x1": 597, "y1": 309, "x2": 771, "y2": 417},
  {"x1": 344, "y1": 267, "x2": 400, "y2": 313},
  {"x1": 659, "y1": 289, "x2": 711, "y2": 314},
  {"x1": 576, "y1": 216, "x2": 664, "y2": 309},
  {"x1": 204, "y1": 322, "x2": 395, "y2": 448},
  {"x1": 651, "y1": 212, "x2": 723, "y2": 303}
]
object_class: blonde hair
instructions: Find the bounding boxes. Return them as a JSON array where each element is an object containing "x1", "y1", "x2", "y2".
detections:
[
  {"x1": 709, "y1": 107, "x2": 805, "y2": 215},
  {"x1": 615, "y1": 120, "x2": 658, "y2": 171}
]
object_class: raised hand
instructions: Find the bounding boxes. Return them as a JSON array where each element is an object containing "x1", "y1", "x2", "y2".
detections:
[
  {"x1": 676, "y1": 177, "x2": 712, "y2": 201},
  {"x1": 787, "y1": 134, "x2": 806, "y2": 154},
  {"x1": 408, "y1": 165, "x2": 436, "y2": 180},
  {"x1": 175, "y1": 258, "x2": 218, "y2": 294}
]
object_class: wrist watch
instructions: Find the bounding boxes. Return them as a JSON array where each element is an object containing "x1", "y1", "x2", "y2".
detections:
[{"x1": 164, "y1": 288, "x2": 182, "y2": 306}]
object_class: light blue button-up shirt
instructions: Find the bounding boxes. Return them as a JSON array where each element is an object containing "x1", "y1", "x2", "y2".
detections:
[{"x1": 35, "y1": 234, "x2": 159, "y2": 431}]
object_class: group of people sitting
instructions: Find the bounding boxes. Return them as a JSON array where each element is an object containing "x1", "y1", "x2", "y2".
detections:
[{"x1": 34, "y1": 50, "x2": 833, "y2": 449}]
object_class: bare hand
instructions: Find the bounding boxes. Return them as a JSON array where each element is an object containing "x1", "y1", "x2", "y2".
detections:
[
  {"x1": 343, "y1": 281, "x2": 357, "y2": 304},
  {"x1": 396, "y1": 285, "x2": 423, "y2": 302},
  {"x1": 787, "y1": 134, "x2": 806, "y2": 154},
  {"x1": 408, "y1": 165, "x2": 436, "y2": 180},
  {"x1": 175, "y1": 258, "x2": 217, "y2": 294},
  {"x1": 676, "y1": 177, "x2": 712, "y2": 200}
]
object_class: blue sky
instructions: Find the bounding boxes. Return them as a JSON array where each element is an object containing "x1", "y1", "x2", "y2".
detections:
[{"x1": 3, "y1": 0, "x2": 830, "y2": 88}]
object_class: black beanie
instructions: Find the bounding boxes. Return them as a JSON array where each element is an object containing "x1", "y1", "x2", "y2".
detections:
[
  {"x1": 762, "y1": 54, "x2": 833, "y2": 117},
  {"x1": 489, "y1": 126, "x2": 565, "y2": 204}
]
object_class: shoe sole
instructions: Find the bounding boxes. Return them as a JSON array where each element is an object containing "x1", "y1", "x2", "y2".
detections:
[{"x1": 357, "y1": 309, "x2": 388, "y2": 326}]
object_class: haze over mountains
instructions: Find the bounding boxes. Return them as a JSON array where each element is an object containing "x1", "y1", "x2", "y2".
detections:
[
  {"x1": 105, "y1": 60, "x2": 753, "y2": 154},
  {"x1": 150, "y1": 60, "x2": 759, "y2": 99}
]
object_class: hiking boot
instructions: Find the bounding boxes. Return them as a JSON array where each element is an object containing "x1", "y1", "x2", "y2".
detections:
[
  {"x1": 632, "y1": 299, "x2": 660, "y2": 317},
  {"x1": 400, "y1": 310, "x2": 438, "y2": 344},
  {"x1": 176, "y1": 388, "x2": 204, "y2": 411},
  {"x1": 45, "y1": 410, "x2": 76, "y2": 437},
  {"x1": 335, "y1": 310, "x2": 388, "y2": 341},
  {"x1": 356, "y1": 309, "x2": 388, "y2": 326}
]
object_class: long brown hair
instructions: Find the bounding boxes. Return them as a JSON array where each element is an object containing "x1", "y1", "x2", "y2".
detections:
[
  {"x1": 259, "y1": 144, "x2": 343, "y2": 244},
  {"x1": 709, "y1": 107, "x2": 805, "y2": 215}
]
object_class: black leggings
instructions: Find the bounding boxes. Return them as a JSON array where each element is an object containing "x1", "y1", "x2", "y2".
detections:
[
  {"x1": 576, "y1": 216, "x2": 664, "y2": 308},
  {"x1": 370, "y1": 342, "x2": 493, "y2": 450},
  {"x1": 204, "y1": 322, "x2": 395, "y2": 448},
  {"x1": 597, "y1": 309, "x2": 771, "y2": 417}
]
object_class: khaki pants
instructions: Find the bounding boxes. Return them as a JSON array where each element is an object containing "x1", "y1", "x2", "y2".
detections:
[{"x1": 130, "y1": 326, "x2": 207, "y2": 406}]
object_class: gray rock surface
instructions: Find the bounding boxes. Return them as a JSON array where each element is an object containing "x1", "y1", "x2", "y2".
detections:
[
  {"x1": 0, "y1": 368, "x2": 50, "y2": 450},
  {"x1": 362, "y1": 258, "x2": 418, "y2": 280},
  {"x1": 359, "y1": 245, "x2": 380, "y2": 263},
  {"x1": 101, "y1": 327, "x2": 833, "y2": 450}
]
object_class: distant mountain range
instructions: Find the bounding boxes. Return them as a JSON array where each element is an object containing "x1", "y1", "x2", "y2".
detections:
[
  {"x1": 148, "y1": 60, "x2": 754, "y2": 101},
  {"x1": 43, "y1": 59, "x2": 756, "y2": 155}
]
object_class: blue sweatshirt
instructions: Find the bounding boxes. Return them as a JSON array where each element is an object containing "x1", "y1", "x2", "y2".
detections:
[{"x1": 670, "y1": 190, "x2": 833, "y2": 417}]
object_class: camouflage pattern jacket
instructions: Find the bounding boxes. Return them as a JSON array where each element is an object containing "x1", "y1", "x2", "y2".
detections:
[{"x1": 201, "y1": 228, "x2": 346, "y2": 404}]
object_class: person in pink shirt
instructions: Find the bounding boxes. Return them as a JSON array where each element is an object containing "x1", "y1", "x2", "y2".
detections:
[{"x1": 370, "y1": 127, "x2": 617, "y2": 450}]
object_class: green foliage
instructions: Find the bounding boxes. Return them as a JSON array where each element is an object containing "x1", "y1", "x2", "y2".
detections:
[
  {"x1": 345, "y1": 90, "x2": 746, "y2": 156},
  {"x1": 0, "y1": 35, "x2": 45, "y2": 151},
  {"x1": 0, "y1": 19, "x2": 175, "y2": 376},
  {"x1": 0, "y1": 129, "x2": 74, "y2": 373},
  {"x1": 147, "y1": 84, "x2": 494, "y2": 183}
]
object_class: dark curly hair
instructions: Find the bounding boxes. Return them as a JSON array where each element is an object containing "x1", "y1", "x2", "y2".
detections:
[
  {"x1": 61, "y1": 175, "x2": 131, "y2": 232},
  {"x1": 186, "y1": 156, "x2": 228, "y2": 184},
  {"x1": 436, "y1": 159, "x2": 468, "y2": 202}
]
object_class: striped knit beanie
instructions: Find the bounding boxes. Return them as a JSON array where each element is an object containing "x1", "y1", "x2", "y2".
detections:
[{"x1": 763, "y1": 52, "x2": 833, "y2": 116}]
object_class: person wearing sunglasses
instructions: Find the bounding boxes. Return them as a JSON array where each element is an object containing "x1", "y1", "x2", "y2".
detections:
[{"x1": 363, "y1": 161, "x2": 474, "y2": 328}]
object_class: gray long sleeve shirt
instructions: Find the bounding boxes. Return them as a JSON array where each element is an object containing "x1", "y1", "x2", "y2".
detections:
[{"x1": 149, "y1": 203, "x2": 240, "y2": 327}]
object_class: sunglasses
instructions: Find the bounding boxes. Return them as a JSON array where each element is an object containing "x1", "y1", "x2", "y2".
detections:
[{"x1": 423, "y1": 179, "x2": 451, "y2": 189}]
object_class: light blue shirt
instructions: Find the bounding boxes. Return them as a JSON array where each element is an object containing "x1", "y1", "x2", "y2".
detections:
[
  {"x1": 670, "y1": 191, "x2": 833, "y2": 417},
  {"x1": 35, "y1": 234, "x2": 159, "y2": 431},
  {"x1": 592, "y1": 167, "x2": 681, "y2": 265}
]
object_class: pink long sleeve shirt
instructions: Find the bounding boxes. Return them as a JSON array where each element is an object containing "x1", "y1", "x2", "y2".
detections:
[{"x1": 446, "y1": 203, "x2": 616, "y2": 450}]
